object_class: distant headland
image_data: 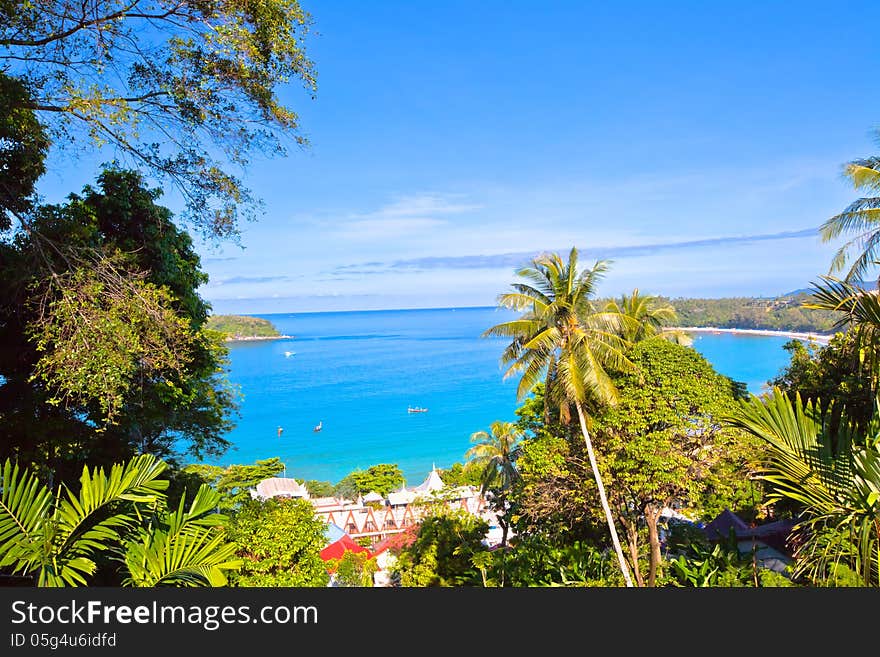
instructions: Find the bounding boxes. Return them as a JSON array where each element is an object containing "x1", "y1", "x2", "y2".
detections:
[
  {"x1": 671, "y1": 326, "x2": 833, "y2": 345},
  {"x1": 206, "y1": 314, "x2": 291, "y2": 342}
]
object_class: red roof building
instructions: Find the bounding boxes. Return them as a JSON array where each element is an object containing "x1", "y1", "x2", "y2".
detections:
[{"x1": 319, "y1": 534, "x2": 370, "y2": 563}]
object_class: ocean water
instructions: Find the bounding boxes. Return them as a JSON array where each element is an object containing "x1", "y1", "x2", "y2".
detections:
[{"x1": 205, "y1": 307, "x2": 801, "y2": 485}]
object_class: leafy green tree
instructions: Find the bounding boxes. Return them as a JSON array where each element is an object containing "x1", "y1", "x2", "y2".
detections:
[
  {"x1": 820, "y1": 132, "x2": 880, "y2": 284},
  {"x1": 392, "y1": 508, "x2": 489, "y2": 587},
  {"x1": 0, "y1": 454, "x2": 239, "y2": 586},
  {"x1": 483, "y1": 247, "x2": 636, "y2": 586},
  {"x1": 0, "y1": 0, "x2": 317, "y2": 237},
  {"x1": 334, "y1": 464, "x2": 405, "y2": 498},
  {"x1": 594, "y1": 339, "x2": 764, "y2": 586},
  {"x1": 331, "y1": 550, "x2": 378, "y2": 587},
  {"x1": 0, "y1": 72, "x2": 48, "y2": 225},
  {"x1": 728, "y1": 389, "x2": 880, "y2": 586},
  {"x1": 512, "y1": 421, "x2": 597, "y2": 541},
  {"x1": 227, "y1": 498, "x2": 329, "y2": 587},
  {"x1": 436, "y1": 461, "x2": 484, "y2": 488},
  {"x1": 0, "y1": 170, "x2": 239, "y2": 483},
  {"x1": 332, "y1": 474, "x2": 360, "y2": 500},
  {"x1": 183, "y1": 458, "x2": 285, "y2": 511},
  {"x1": 303, "y1": 480, "x2": 335, "y2": 498}
]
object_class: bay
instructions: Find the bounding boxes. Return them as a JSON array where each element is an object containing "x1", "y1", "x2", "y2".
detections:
[{"x1": 206, "y1": 307, "x2": 803, "y2": 485}]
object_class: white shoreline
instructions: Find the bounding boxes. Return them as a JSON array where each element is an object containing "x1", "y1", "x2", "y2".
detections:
[
  {"x1": 668, "y1": 327, "x2": 833, "y2": 344},
  {"x1": 224, "y1": 334, "x2": 293, "y2": 343}
]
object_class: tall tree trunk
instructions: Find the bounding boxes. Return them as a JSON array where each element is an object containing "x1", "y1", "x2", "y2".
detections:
[
  {"x1": 575, "y1": 402, "x2": 634, "y2": 587},
  {"x1": 624, "y1": 518, "x2": 645, "y2": 587},
  {"x1": 644, "y1": 503, "x2": 663, "y2": 588},
  {"x1": 499, "y1": 516, "x2": 509, "y2": 587}
]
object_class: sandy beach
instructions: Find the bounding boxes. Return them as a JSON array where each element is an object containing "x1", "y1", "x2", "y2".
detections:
[
  {"x1": 224, "y1": 334, "x2": 293, "y2": 343},
  {"x1": 669, "y1": 327, "x2": 833, "y2": 344}
]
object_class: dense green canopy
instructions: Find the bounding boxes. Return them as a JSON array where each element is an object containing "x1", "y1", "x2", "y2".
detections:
[{"x1": 0, "y1": 169, "x2": 239, "y2": 483}]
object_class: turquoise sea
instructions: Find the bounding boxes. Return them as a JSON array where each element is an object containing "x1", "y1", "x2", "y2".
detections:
[{"x1": 207, "y1": 307, "x2": 804, "y2": 485}]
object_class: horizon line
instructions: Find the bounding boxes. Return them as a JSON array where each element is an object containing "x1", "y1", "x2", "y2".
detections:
[{"x1": 208, "y1": 290, "x2": 817, "y2": 317}]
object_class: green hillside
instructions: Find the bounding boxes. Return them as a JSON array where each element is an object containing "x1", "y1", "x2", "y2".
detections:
[
  {"x1": 664, "y1": 293, "x2": 840, "y2": 333},
  {"x1": 206, "y1": 315, "x2": 281, "y2": 339}
]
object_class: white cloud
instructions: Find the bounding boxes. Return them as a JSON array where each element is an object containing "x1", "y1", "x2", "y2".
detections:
[{"x1": 332, "y1": 193, "x2": 481, "y2": 242}]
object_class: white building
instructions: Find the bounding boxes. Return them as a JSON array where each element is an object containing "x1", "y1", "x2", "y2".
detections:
[{"x1": 249, "y1": 477, "x2": 311, "y2": 501}]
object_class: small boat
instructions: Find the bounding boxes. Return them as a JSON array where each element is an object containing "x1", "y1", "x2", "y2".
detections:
[
  {"x1": 313, "y1": 421, "x2": 322, "y2": 432},
  {"x1": 407, "y1": 406, "x2": 428, "y2": 413},
  {"x1": 284, "y1": 351, "x2": 296, "y2": 357}
]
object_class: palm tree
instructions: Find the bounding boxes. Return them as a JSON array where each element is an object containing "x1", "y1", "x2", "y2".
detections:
[
  {"x1": 728, "y1": 389, "x2": 880, "y2": 586},
  {"x1": 483, "y1": 247, "x2": 636, "y2": 586},
  {"x1": 820, "y1": 138, "x2": 880, "y2": 284},
  {"x1": 604, "y1": 288, "x2": 692, "y2": 346},
  {"x1": 465, "y1": 420, "x2": 523, "y2": 550},
  {"x1": 0, "y1": 455, "x2": 239, "y2": 586}
]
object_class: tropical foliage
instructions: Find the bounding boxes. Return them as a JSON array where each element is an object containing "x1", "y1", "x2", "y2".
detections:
[
  {"x1": 0, "y1": 170, "x2": 239, "y2": 485},
  {"x1": 667, "y1": 530, "x2": 792, "y2": 588},
  {"x1": 0, "y1": 455, "x2": 238, "y2": 586},
  {"x1": 466, "y1": 420, "x2": 523, "y2": 560},
  {"x1": 484, "y1": 247, "x2": 636, "y2": 586},
  {"x1": 330, "y1": 550, "x2": 378, "y2": 587},
  {"x1": 771, "y1": 330, "x2": 875, "y2": 436},
  {"x1": 487, "y1": 534, "x2": 624, "y2": 587},
  {"x1": 728, "y1": 389, "x2": 880, "y2": 586},
  {"x1": 392, "y1": 508, "x2": 489, "y2": 587},
  {"x1": 466, "y1": 421, "x2": 523, "y2": 495},
  {"x1": 123, "y1": 485, "x2": 241, "y2": 587},
  {"x1": 436, "y1": 461, "x2": 485, "y2": 488},
  {"x1": 227, "y1": 498, "x2": 329, "y2": 587}
]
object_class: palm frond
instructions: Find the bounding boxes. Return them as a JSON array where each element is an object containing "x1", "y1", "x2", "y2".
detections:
[
  {"x1": 496, "y1": 292, "x2": 548, "y2": 314},
  {"x1": 727, "y1": 389, "x2": 853, "y2": 511},
  {"x1": 574, "y1": 259, "x2": 610, "y2": 298},
  {"x1": 0, "y1": 455, "x2": 170, "y2": 587},
  {"x1": 727, "y1": 389, "x2": 880, "y2": 585},
  {"x1": 820, "y1": 199, "x2": 880, "y2": 242},
  {"x1": 0, "y1": 460, "x2": 53, "y2": 575},
  {"x1": 806, "y1": 276, "x2": 879, "y2": 332},
  {"x1": 512, "y1": 351, "x2": 550, "y2": 400},
  {"x1": 482, "y1": 318, "x2": 541, "y2": 340},
  {"x1": 123, "y1": 484, "x2": 240, "y2": 587},
  {"x1": 845, "y1": 158, "x2": 880, "y2": 192}
]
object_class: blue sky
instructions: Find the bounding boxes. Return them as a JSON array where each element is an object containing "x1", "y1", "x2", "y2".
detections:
[{"x1": 34, "y1": 1, "x2": 880, "y2": 313}]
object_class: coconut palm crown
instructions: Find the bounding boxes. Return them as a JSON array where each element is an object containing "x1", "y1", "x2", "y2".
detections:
[
  {"x1": 483, "y1": 248, "x2": 635, "y2": 417},
  {"x1": 604, "y1": 288, "x2": 692, "y2": 346},
  {"x1": 820, "y1": 137, "x2": 880, "y2": 284}
]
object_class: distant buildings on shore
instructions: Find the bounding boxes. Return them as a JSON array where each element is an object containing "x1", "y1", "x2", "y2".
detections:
[{"x1": 250, "y1": 466, "x2": 505, "y2": 586}]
